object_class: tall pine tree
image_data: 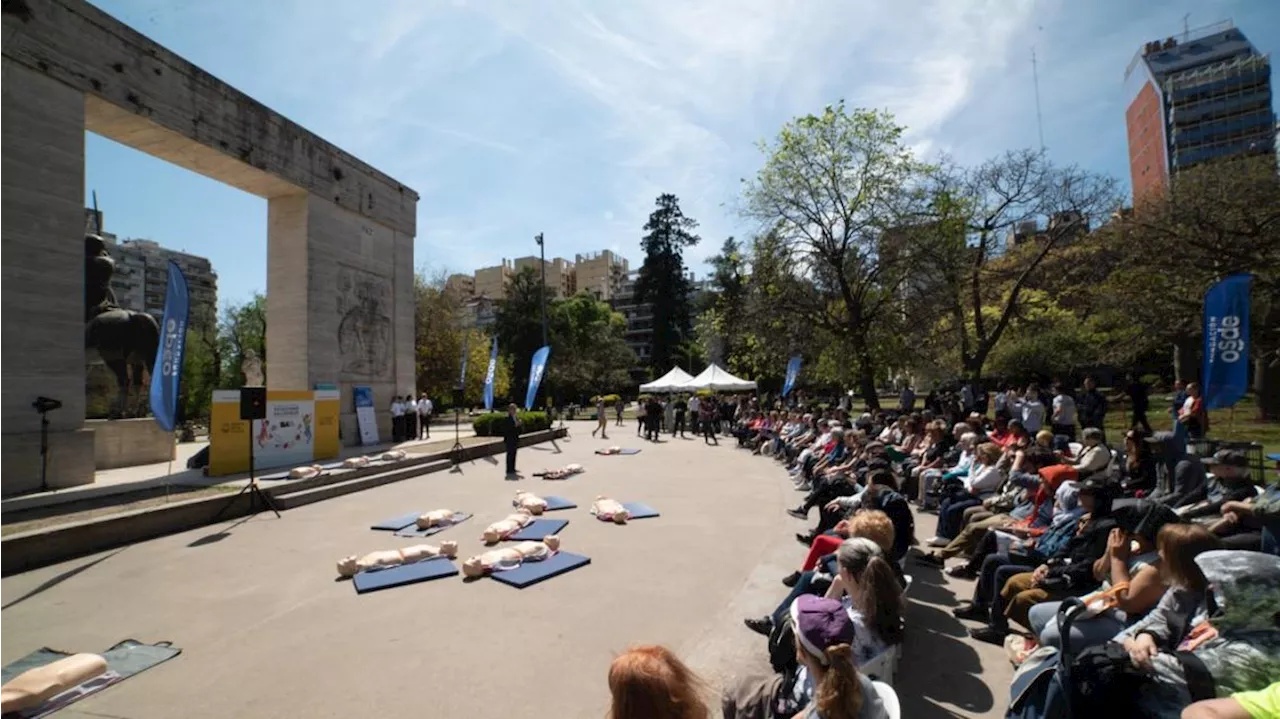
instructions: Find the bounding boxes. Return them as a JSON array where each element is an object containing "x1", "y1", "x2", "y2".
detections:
[{"x1": 635, "y1": 194, "x2": 700, "y2": 371}]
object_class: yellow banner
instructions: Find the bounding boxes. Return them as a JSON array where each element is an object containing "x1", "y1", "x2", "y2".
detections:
[{"x1": 209, "y1": 389, "x2": 341, "y2": 476}]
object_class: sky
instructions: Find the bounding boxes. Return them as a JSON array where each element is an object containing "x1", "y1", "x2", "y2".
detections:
[{"x1": 85, "y1": 0, "x2": 1280, "y2": 307}]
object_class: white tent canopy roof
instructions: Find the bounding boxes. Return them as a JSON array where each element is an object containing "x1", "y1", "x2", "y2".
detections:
[
  {"x1": 639, "y1": 366, "x2": 695, "y2": 392},
  {"x1": 680, "y1": 364, "x2": 757, "y2": 391}
]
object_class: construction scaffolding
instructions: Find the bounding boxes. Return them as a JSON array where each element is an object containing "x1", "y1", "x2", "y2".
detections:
[{"x1": 1165, "y1": 52, "x2": 1276, "y2": 170}]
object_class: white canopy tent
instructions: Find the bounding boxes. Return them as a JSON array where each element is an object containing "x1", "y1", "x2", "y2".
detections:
[
  {"x1": 680, "y1": 364, "x2": 757, "y2": 391},
  {"x1": 639, "y1": 366, "x2": 695, "y2": 393}
]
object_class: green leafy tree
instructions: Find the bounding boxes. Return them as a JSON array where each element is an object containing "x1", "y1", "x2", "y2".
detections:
[
  {"x1": 457, "y1": 327, "x2": 511, "y2": 408},
  {"x1": 547, "y1": 292, "x2": 636, "y2": 402},
  {"x1": 635, "y1": 193, "x2": 699, "y2": 371},
  {"x1": 741, "y1": 102, "x2": 922, "y2": 409},
  {"x1": 179, "y1": 304, "x2": 221, "y2": 423},
  {"x1": 916, "y1": 150, "x2": 1121, "y2": 382},
  {"x1": 494, "y1": 267, "x2": 547, "y2": 401},
  {"x1": 219, "y1": 293, "x2": 266, "y2": 388},
  {"x1": 414, "y1": 271, "x2": 466, "y2": 398}
]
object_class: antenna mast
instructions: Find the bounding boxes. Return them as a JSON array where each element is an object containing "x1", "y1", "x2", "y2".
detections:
[{"x1": 1031, "y1": 46, "x2": 1046, "y2": 153}]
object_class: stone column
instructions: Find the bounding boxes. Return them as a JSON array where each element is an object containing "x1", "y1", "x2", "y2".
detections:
[
  {"x1": 1, "y1": 60, "x2": 96, "y2": 496},
  {"x1": 267, "y1": 193, "x2": 413, "y2": 444}
]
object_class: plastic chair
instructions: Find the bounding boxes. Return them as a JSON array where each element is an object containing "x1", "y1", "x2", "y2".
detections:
[
  {"x1": 872, "y1": 680, "x2": 901, "y2": 719},
  {"x1": 861, "y1": 646, "x2": 897, "y2": 685}
]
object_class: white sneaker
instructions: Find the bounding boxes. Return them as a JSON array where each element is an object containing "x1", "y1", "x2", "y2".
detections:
[
  {"x1": 796, "y1": 482, "x2": 812, "y2": 491},
  {"x1": 927, "y1": 536, "x2": 949, "y2": 548}
]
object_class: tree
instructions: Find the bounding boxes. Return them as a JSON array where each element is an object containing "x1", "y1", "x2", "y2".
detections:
[
  {"x1": 179, "y1": 305, "x2": 221, "y2": 423},
  {"x1": 457, "y1": 328, "x2": 511, "y2": 407},
  {"x1": 547, "y1": 292, "x2": 636, "y2": 401},
  {"x1": 1097, "y1": 155, "x2": 1280, "y2": 418},
  {"x1": 414, "y1": 271, "x2": 466, "y2": 399},
  {"x1": 219, "y1": 293, "x2": 266, "y2": 388},
  {"x1": 741, "y1": 102, "x2": 922, "y2": 409},
  {"x1": 493, "y1": 267, "x2": 547, "y2": 402},
  {"x1": 635, "y1": 193, "x2": 699, "y2": 371},
  {"x1": 699, "y1": 237, "x2": 748, "y2": 366},
  {"x1": 916, "y1": 150, "x2": 1121, "y2": 383}
]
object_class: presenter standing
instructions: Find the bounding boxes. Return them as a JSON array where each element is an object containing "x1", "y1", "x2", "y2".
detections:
[{"x1": 503, "y1": 403, "x2": 522, "y2": 479}]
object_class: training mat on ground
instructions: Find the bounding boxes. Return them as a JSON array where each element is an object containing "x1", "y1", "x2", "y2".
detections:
[
  {"x1": 370, "y1": 511, "x2": 422, "y2": 531},
  {"x1": 621, "y1": 502, "x2": 660, "y2": 519},
  {"x1": 542, "y1": 496, "x2": 577, "y2": 511},
  {"x1": 393, "y1": 513, "x2": 472, "y2": 538},
  {"x1": 259, "y1": 460, "x2": 346, "y2": 481},
  {"x1": 506, "y1": 518, "x2": 568, "y2": 541},
  {"x1": 1, "y1": 640, "x2": 181, "y2": 718},
  {"x1": 353, "y1": 557, "x2": 458, "y2": 594},
  {"x1": 489, "y1": 552, "x2": 591, "y2": 588}
]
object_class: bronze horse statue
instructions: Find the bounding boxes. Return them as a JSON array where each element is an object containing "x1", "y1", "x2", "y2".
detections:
[{"x1": 85, "y1": 234, "x2": 160, "y2": 419}]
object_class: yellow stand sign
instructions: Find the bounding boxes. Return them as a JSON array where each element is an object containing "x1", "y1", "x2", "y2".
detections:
[{"x1": 209, "y1": 388, "x2": 340, "y2": 476}]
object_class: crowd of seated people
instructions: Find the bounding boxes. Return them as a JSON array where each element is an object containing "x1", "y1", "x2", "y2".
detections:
[{"x1": 696, "y1": 382, "x2": 1280, "y2": 719}]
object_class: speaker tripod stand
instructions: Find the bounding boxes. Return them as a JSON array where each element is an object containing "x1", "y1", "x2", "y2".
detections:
[{"x1": 212, "y1": 428, "x2": 280, "y2": 521}]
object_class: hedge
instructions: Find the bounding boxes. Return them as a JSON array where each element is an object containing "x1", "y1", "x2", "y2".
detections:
[
  {"x1": 590, "y1": 394, "x2": 623, "y2": 405},
  {"x1": 472, "y1": 411, "x2": 551, "y2": 436}
]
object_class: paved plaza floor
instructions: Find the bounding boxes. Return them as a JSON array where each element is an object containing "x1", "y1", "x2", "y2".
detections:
[{"x1": 1, "y1": 423, "x2": 1011, "y2": 718}]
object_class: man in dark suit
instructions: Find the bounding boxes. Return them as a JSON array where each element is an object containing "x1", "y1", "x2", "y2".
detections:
[{"x1": 502, "y1": 403, "x2": 521, "y2": 479}]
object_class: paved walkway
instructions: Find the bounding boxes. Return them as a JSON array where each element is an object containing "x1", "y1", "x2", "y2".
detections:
[{"x1": 1, "y1": 428, "x2": 1012, "y2": 718}]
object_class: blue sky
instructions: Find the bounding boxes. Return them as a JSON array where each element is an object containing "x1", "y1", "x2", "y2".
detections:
[{"x1": 86, "y1": 0, "x2": 1280, "y2": 307}]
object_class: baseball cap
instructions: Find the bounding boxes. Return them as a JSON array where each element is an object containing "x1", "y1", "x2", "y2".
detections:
[
  {"x1": 1202, "y1": 450, "x2": 1249, "y2": 468},
  {"x1": 789, "y1": 595, "x2": 856, "y2": 665}
]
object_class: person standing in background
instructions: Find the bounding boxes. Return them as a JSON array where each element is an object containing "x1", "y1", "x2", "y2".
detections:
[
  {"x1": 1178, "y1": 382, "x2": 1207, "y2": 440},
  {"x1": 673, "y1": 395, "x2": 688, "y2": 438},
  {"x1": 700, "y1": 396, "x2": 718, "y2": 445},
  {"x1": 615, "y1": 398, "x2": 625, "y2": 426},
  {"x1": 390, "y1": 396, "x2": 405, "y2": 442},
  {"x1": 899, "y1": 384, "x2": 916, "y2": 413},
  {"x1": 418, "y1": 394, "x2": 433, "y2": 439},
  {"x1": 635, "y1": 398, "x2": 647, "y2": 437},
  {"x1": 1127, "y1": 373, "x2": 1153, "y2": 433},
  {"x1": 1014, "y1": 384, "x2": 1045, "y2": 434},
  {"x1": 592, "y1": 396, "x2": 609, "y2": 439},
  {"x1": 1051, "y1": 382, "x2": 1077, "y2": 440},
  {"x1": 1170, "y1": 379, "x2": 1188, "y2": 433},
  {"x1": 960, "y1": 382, "x2": 975, "y2": 414},
  {"x1": 502, "y1": 403, "x2": 521, "y2": 479},
  {"x1": 1077, "y1": 377, "x2": 1107, "y2": 442},
  {"x1": 403, "y1": 394, "x2": 418, "y2": 442},
  {"x1": 688, "y1": 394, "x2": 701, "y2": 436}
]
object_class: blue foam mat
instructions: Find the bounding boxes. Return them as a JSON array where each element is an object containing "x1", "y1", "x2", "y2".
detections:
[
  {"x1": 618, "y1": 448, "x2": 642, "y2": 455},
  {"x1": 542, "y1": 496, "x2": 577, "y2": 511},
  {"x1": 622, "y1": 501, "x2": 660, "y2": 519},
  {"x1": 394, "y1": 513, "x2": 472, "y2": 538},
  {"x1": 353, "y1": 557, "x2": 458, "y2": 594},
  {"x1": 489, "y1": 552, "x2": 591, "y2": 588},
  {"x1": 506, "y1": 518, "x2": 568, "y2": 541},
  {"x1": 370, "y1": 511, "x2": 422, "y2": 531}
]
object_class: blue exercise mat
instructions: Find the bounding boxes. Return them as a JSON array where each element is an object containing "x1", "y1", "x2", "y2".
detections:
[
  {"x1": 489, "y1": 552, "x2": 591, "y2": 588},
  {"x1": 506, "y1": 518, "x2": 568, "y2": 541},
  {"x1": 370, "y1": 511, "x2": 422, "y2": 531},
  {"x1": 622, "y1": 501, "x2": 660, "y2": 519},
  {"x1": 618, "y1": 448, "x2": 642, "y2": 455},
  {"x1": 353, "y1": 557, "x2": 458, "y2": 594},
  {"x1": 542, "y1": 496, "x2": 577, "y2": 511},
  {"x1": 394, "y1": 512, "x2": 472, "y2": 538}
]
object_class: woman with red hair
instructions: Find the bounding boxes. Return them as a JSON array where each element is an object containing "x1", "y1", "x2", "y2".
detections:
[{"x1": 608, "y1": 645, "x2": 709, "y2": 719}]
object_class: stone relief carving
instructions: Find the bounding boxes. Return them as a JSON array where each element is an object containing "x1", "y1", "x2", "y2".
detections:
[{"x1": 336, "y1": 264, "x2": 392, "y2": 380}]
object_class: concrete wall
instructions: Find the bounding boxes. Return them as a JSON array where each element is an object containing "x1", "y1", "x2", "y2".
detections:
[
  {"x1": 1, "y1": 60, "x2": 96, "y2": 496},
  {"x1": 268, "y1": 195, "x2": 415, "y2": 445},
  {"x1": 87, "y1": 418, "x2": 175, "y2": 469}
]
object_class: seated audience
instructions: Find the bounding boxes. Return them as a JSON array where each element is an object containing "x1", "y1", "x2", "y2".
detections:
[
  {"x1": 930, "y1": 442, "x2": 1006, "y2": 543},
  {"x1": 1147, "y1": 432, "x2": 1209, "y2": 509}
]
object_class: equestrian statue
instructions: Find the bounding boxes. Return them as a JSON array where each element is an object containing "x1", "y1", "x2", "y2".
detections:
[{"x1": 85, "y1": 234, "x2": 160, "y2": 419}]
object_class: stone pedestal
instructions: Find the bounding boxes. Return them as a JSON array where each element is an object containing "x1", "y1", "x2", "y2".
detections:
[
  {"x1": 87, "y1": 418, "x2": 175, "y2": 469},
  {"x1": 1, "y1": 60, "x2": 95, "y2": 497}
]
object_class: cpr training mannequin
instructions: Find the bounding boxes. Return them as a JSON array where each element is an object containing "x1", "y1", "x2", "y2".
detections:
[
  {"x1": 414, "y1": 508, "x2": 463, "y2": 529},
  {"x1": 336, "y1": 541, "x2": 458, "y2": 578},
  {"x1": 482, "y1": 510, "x2": 534, "y2": 544},
  {"x1": 596, "y1": 446, "x2": 622, "y2": 455},
  {"x1": 381, "y1": 450, "x2": 407, "y2": 461},
  {"x1": 0, "y1": 653, "x2": 108, "y2": 713},
  {"x1": 512, "y1": 491, "x2": 548, "y2": 515},
  {"x1": 342, "y1": 456, "x2": 371, "y2": 469},
  {"x1": 591, "y1": 496, "x2": 630, "y2": 524},
  {"x1": 462, "y1": 535, "x2": 561, "y2": 578},
  {"x1": 534, "y1": 463, "x2": 585, "y2": 480},
  {"x1": 289, "y1": 464, "x2": 324, "y2": 479}
]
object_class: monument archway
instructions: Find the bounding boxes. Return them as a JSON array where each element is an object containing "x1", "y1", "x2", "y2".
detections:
[{"x1": 1, "y1": 0, "x2": 419, "y2": 495}]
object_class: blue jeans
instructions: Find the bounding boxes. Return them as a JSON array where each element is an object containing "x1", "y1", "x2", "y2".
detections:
[
  {"x1": 938, "y1": 497, "x2": 982, "y2": 539},
  {"x1": 1028, "y1": 600, "x2": 1127, "y2": 652},
  {"x1": 771, "y1": 571, "x2": 833, "y2": 625}
]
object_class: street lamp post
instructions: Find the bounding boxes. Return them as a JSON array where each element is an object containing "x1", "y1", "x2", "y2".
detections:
[{"x1": 535, "y1": 232, "x2": 548, "y2": 347}]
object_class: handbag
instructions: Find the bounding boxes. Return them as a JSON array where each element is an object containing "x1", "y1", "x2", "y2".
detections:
[
  {"x1": 1069, "y1": 642, "x2": 1152, "y2": 715},
  {"x1": 1075, "y1": 582, "x2": 1129, "y2": 620}
]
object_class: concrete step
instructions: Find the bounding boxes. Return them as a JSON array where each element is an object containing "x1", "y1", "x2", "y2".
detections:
[{"x1": 272, "y1": 459, "x2": 453, "y2": 510}]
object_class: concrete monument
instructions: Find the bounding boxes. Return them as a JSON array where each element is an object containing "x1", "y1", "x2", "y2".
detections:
[{"x1": 1, "y1": 0, "x2": 418, "y2": 496}]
